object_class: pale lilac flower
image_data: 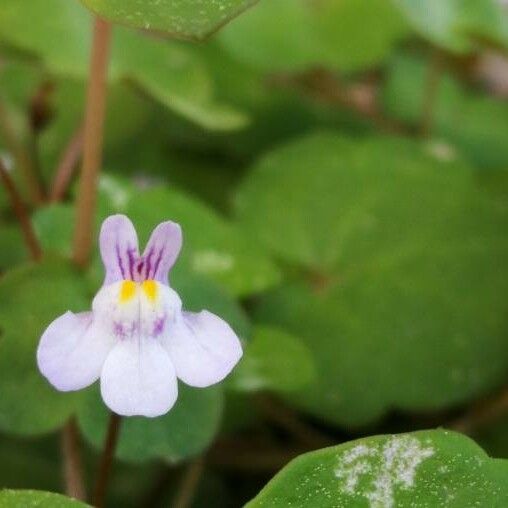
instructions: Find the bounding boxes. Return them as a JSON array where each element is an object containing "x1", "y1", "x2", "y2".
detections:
[{"x1": 37, "y1": 215, "x2": 242, "y2": 417}]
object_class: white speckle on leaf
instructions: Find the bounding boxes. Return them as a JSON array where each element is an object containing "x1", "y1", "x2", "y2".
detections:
[
  {"x1": 425, "y1": 140, "x2": 457, "y2": 162},
  {"x1": 192, "y1": 250, "x2": 235, "y2": 274},
  {"x1": 334, "y1": 435, "x2": 434, "y2": 508}
]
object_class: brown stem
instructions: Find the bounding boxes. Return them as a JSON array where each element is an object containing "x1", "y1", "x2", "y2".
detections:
[
  {"x1": 450, "y1": 386, "x2": 508, "y2": 435},
  {"x1": 172, "y1": 457, "x2": 205, "y2": 508},
  {"x1": 0, "y1": 158, "x2": 42, "y2": 260},
  {"x1": 93, "y1": 412, "x2": 122, "y2": 508},
  {"x1": 420, "y1": 50, "x2": 443, "y2": 137},
  {"x1": 269, "y1": 68, "x2": 409, "y2": 135},
  {"x1": 0, "y1": 95, "x2": 45, "y2": 205},
  {"x1": 255, "y1": 394, "x2": 334, "y2": 449},
  {"x1": 50, "y1": 125, "x2": 84, "y2": 202},
  {"x1": 209, "y1": 438, "x2": 307, "y2": 473},
  {"x1": 61, "y1": 417, "x2": 87, "y2": 501},
  {"x1": 72, "y1": 17, "x2": 112, "y2": 268}
]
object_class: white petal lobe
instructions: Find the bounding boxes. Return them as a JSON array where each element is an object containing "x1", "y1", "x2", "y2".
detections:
[
  {"x1": 165, "y1": 310, "x2": 243, "y2": 388},
  {"x1": 37, "y1": 311, "x2": 115, "y2": 391},
  {"x1": 100, "y1": 338, "x2": 178, "y2": 417}
]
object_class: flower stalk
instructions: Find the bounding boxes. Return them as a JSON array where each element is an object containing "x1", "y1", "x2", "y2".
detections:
[
  {"x1": 62, "y1": 417, "x2": 87, "y2": 501},
  {"x1": 72, "y1": 16, "x2": 113, "y2": 268},
  {"x1": 93, "y1": 412, "x2": 122, "y2": 508}
]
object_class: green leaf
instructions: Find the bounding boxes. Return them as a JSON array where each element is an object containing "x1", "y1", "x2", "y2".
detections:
[
  {"x1": 79, "y1": 0, "x2": 258, "y2": 40},
  {"x1": 0, "y1": 490, "x2": 91, "y2": 507},
  {"x1": 228, "y1": 326, "x2": 315, "y2": 393},
  {"x1": 246, "y1": 430, "x2": 508, "y2": 507},
  {"x1": 0, "y1": 258, "x2": 89, "y2": 435},
  {"x1": 0, "y1": 0, "x2": 247, "y2": 130},
  {"x1": 78, "y1": 384, "x2": 223, "y2": 463},
  {"x1": 238, "y1": 134, "x2": 508, "y2": 425},
  {"x1": 33, "y1": 205, "x2": 74, "y2": 256},
  {"x1": 219, "y1": 0, "x2": 408, "y2": 73},
  {"x1": 382, "y1": 54, "x2": 508, "y2": 169},
  {"x1": 392, "y1": 0, "x2": 508, "y2": 53}
]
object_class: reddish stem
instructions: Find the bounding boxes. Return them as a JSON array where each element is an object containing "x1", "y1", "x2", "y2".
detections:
[
  {"x1": 72, "y1": 17, "x2": 112, "y2": 267},
  {"x1": 51, "y1": 125, "x2": 84, "y2": 202},
  {"x1": 62, "y1": 417, "x2": 87, "y2": 501},
  {"x1": 93, "y1": 412, "x2": 122, "y2": 508},
  {"x1": 0, "y1": 158, "x2": 42, "y2": 261}
]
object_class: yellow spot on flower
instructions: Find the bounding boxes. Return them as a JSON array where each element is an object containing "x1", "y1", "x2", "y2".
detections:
[
  {"x1": 119, "y1": 280, "x2": 136, "y2": 302},
  {"x1": 142, "y1": 279, "x2": 158, "y2": 301}
]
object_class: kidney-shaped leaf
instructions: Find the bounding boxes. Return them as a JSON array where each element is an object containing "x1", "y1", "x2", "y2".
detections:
[
  {"x1": 239, "y1": 134, "x2": 508, "y2": 426},
  {"x1": 80, "y1": 0, "x2": 258, "y2": 40},
  {"x1": 246, "y1": 430, "x2": 508, "y2": 507}
]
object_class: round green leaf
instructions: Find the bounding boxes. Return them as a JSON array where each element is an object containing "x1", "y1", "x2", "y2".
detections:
[
  {"x1": 219, "y1": 0, "x2": 408, "y2": 73},
  {"x1": 246, "y1": 430, "x2": 508, "y2": 507},
  {"x1": 78, "y1": 384, "x2": 223, "y2": 463},
  {"x1": 228, "y1": 326, "x2": 315, "y2": 393},
  {"x1": 80, "y1": 0, "x2": 258, "y2": 41},
  {"x1": 0, "y1": 258, "x2": 89, "y2": 435},
  {"x1": 239, "y1": 134, "x2": 508, "y2": 425},
  {"x1": 0, "y1": 490, "x2": 91, "y2": 507},
  {"x1": 33, "y1": 205, "x2": 74, "y2": 256}
]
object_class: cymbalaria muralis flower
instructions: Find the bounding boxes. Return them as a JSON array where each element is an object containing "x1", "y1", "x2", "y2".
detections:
[{"x1": 37, "y1": 215, "x2": 243, "y2": 417}]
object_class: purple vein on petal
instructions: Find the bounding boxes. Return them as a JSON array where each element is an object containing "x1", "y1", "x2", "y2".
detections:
[
  {"x1": 115, "y1": 244, "x2": 126, "y2": 279},
  {"x1": 145, "y1": 247, "x2": 154, "y2": 280},
  {"x1": 153, "y1": 246, "x2": 164, "y2": 279},
  {"x1": 127, "y1": 246, "x2": 136, "y2": 280}
]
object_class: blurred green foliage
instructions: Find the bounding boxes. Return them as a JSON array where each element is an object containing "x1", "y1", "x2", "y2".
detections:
[{"x1": 1, "y1": 0, "x2": 508, "y2": 506}]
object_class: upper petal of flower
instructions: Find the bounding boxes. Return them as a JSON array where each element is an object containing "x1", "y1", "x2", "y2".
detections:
[
  {"x1": 37, "y1": 311, "x2": 116, "y2": 391},
  {"x1": 163, "y1": 310, "x2": 243, "y2": 388},
  {"x1": 100, "y1": 215, "x2": 140, "y2": 285},
  {"x1": 100, "y1": 337, "x2": 178, "y2": 417},
  {"x1": 141, "y1": 221, "x2": 182, "y2": 284}
]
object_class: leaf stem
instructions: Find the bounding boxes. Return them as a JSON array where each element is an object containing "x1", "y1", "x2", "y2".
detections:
[
  {"x1": 255, "y1": 394, "x2": 334, "y2": 449},
  {"x1": 420, "y1": 49, "x2": 443, "y2": 137},
  {"x1": 62, "y1": 417, "x2": 87, "y2": 501},
  {"x1": 172, "y1": 457, "x2": 205, "y2": 508},
  {"x1": 50, "y1": 124, "x2": 84, "y2": 202},
  {"x1": 0, "y1": 158, "x2": 42, "y2": 261},
  {"x1": 450, "y1": 386, "x2": 508, "y2": 435},
  {"x1": 93, "y1": 412, "x2": 122, "y2": 508},
  {"x1": 72, "y1": 17, "x2": 112, "y2": 268}
]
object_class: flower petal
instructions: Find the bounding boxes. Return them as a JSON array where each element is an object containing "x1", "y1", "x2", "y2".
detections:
[
  {"x1": 100, "y1": 215, "x2": 140, "y2": 285},
  {"x1": 142, "y1": 221, "x2": 182, "y2": 284},
  {"x1": 165, "y1": 310, "x2": 243, "y2": 388},
  {"x1": 37, "y1": 311, "x2": 115, "y2": 391},
  {"x1": 100, "y1": 338, "x2": 178, "y2": 417}
]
